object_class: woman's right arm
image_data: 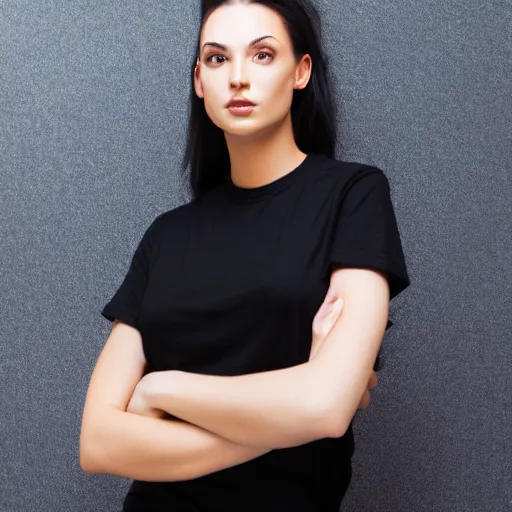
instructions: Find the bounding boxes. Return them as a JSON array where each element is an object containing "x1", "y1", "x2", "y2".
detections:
[{"x1": 79, "y1": 320, "x2": 270, "y2": 482}]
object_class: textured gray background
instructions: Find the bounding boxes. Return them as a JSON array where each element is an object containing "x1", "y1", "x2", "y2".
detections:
[{"x1": 1, "y1": 1, "x2": 511, "y2": 511}]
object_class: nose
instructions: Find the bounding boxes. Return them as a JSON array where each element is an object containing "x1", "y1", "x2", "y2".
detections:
[{"x1": 229, "y1": 56, "x2": 249, "y2": 91}]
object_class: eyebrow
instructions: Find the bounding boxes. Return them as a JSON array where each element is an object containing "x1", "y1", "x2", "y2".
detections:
[{"x1": 202, "y1": 35, "x2": 278, "y2": 52}]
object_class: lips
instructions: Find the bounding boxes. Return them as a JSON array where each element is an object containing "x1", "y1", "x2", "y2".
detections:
[{"x1": 226, "y1": 99, "x2": 256, "y2": 108}]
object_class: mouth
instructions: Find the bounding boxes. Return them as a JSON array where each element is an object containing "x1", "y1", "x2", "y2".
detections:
[
  {"x1": 226, "y1": 101, "x2": 256, "y2": 115},
  {"x1": 226, "y1": 101, "x2": 255, "y2": 108},
  {"x1": 225, "y1": 98, "x2": 256, "y2": 108}
]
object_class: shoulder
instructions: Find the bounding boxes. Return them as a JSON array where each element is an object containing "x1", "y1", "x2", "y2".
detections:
[
  {"x1": 134, "y1": 201, "x2": 193, "y2": 246},
  {"x1": 146, "y1": 190, "x2": 220, "y2": 239},
  {"x1": 305, "y1": 153, "x2": 391, "y2": 203},
  {"x1": 310, "y1": 153, "x2": 389, "y2": 187},
  {"x1": 155, "y1": 201, "x2": 195, "y2": 225}
]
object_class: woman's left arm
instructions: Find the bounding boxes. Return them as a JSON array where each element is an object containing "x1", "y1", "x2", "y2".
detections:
[{"x1": 140, "y1": 267, "x2": 389, "y2": 450}]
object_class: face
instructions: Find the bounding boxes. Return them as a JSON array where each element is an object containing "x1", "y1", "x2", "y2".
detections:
[{"x1": 194, "y1": 2, "x2": 311, "y2": 140}]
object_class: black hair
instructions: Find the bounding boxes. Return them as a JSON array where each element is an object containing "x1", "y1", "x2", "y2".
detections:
[{"x1": 181, "y1": 0, "x2": 338, "y2": 199}]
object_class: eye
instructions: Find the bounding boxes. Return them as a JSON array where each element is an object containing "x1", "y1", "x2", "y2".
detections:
[
  {"x1": 206, "y1": 54, "x2": 226, "y2": 64},
  {"x1": 255, "y1": 51, "x2": 273, "y2": 62},
  {"x1": 205, "y1": 50, "x2": 274, "y2": 65}
]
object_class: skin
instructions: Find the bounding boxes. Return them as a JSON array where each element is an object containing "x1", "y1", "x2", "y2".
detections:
[
  {"x1": 128, "y1": 296, "x2": 377, "y2": 419},
  {"x1": 80, "y1": 2, "x2": 380, "y2": 481},
  {"x1": 197, "y1": 0, "x2": 378, "y2": 407},
  {"x1": 129, "y1": 0, "x2": 378, "y2": 420},
  {"x1": 194, "y1": 1, "x2": 312, "y2": 188}
]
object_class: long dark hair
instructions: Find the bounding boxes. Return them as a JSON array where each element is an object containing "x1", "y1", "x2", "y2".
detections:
[{"x1": 181, "y1": 0, "x2": 338, "y2": 199}]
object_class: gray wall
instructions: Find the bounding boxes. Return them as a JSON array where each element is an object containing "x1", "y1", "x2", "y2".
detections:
[{"x1": 1, "y1": 1, "x2": 510, "y2": 511}]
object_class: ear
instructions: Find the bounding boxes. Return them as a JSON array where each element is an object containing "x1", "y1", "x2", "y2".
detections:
[
  {"x1": 194, "y1": 58, "x2": 204, "y2": 99},
  {"x1": 294, "y1": 54, "x2": 312, "y2": 90}
]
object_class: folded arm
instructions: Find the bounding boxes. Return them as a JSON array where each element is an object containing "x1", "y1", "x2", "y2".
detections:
[
  {"x1": 143, "y1": 267, "x2": 389, "y2": 448},
  {"x1": 144, "y1": 362, "x2": 329, "y2": 450},
  {"x1": 82, "y1": 409, "x2": 270, "y2": 481},
  {"x1": 79, "y1": 320, "x2": 270, "y2": 481}
]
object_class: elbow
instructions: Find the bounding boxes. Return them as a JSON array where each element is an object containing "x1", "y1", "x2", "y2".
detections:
[
  {"x1": 80, "y1": 446, "x2": 96, "y2": 473},
  {"x1": 79, "y1": 436, "x2": 101, "y2": 473},
  {"x1": 326, "y1": 414, "x2": 350, "y2": 439},
  {"x1": 80, "y1": 453, "x2": 98, "y2": 474},
  {"x1": 310, "y1": 394, "x2": 350, "y2": 440},
  {"x1": 79, "y1": 424, "x2": 107, "y2": 474},
  {"x1": 80, "y1": 407, "x2": 122, "y2": 473},
  {"x1": 321, "y1": 405, "x2": 350, "y2": 439}
]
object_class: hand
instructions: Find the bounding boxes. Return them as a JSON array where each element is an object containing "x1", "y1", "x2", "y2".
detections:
[
  {"x1": 309, "y1": 294, "x2": 344, "y2": 362},
  {"x1": 309, "y1": 293, "x2": 379, "y2": 410},
  {"x1": 358, "y1": 369, "x2": 378, "y2": 409},
  {"x1": 126, "y1": 373, "x2": 167, "y2": 419}
]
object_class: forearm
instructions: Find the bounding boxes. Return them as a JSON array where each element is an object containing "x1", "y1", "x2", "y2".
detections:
[
  {"x1": 81, "y1": 408, "x2": 271, "y2": 481},
  {"x1": 147, "y1": 365, "x2": 330, "y2": 450}
]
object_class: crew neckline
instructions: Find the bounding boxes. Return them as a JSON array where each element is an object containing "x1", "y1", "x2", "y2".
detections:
[{"x1": 223, "y1": 153, "x2": 318, "y2": 202}]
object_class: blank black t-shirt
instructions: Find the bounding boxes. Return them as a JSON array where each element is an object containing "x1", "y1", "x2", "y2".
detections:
[{"x1": 101, "y1": 152, "x2": 410, "y2": 511}]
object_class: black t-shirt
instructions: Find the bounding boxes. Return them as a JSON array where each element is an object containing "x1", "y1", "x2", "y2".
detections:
[{"x1": 101, "y1": 152, "x2": 410, "y2": 511}]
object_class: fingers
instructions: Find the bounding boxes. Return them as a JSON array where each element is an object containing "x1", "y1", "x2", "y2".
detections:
[
  {"x1": 359, "y1": 389, "x2": 371, "y2": 409},
  {"x1": 358, "y1": 372, "x2": 378, "y2": 410},
  {"x1": 310, "y1": 296, "x2": 345, "y2": 361},
  {"x1": 326, "y1": 298, "x2": 344, "y2": 331},
  {"x1": 312, "y1": 297, "x2": 343, "y2": 338},
  {"x1": 368, "y1": 370, "x2": 378, "y2": 390},
  {"x1": 318, "y1": 295, "x2": 338, "y2": 320},
  {"x1": 312, "y1": 298, "x2": 334, "y2": 328},
  {"x1": 327, "y1": 297, "x2": 343, "y2": 323},
  {"x1": 314, "y1": 295, "x2": 343, "y2": 323}
]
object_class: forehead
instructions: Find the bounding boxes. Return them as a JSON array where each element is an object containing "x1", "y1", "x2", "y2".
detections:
[{"x1": 200, "y1": 3, "x2": 288, "y2": 46}]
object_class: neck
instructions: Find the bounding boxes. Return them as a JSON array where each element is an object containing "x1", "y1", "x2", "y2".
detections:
[{"x1": 224, "y1": 112, "x2": 307, "y2": 189}]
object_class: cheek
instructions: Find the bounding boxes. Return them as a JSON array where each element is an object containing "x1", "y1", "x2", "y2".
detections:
[
  {"x1": 200, "y1": 69, "x2": 294, "y2": 129},
  {"x1": 263, "y1": 80, "x2": 294, "y2": 115},
  {"x1": 201, "y1": 80, "x2": 223, "y2": 105},
  {"x1": 260, "y1": 70, "x2": 294, "y2": 103},
  {"x1": 203, "y1": 98, "x2": 224, "y2": 130},
  {"x1": 200, "y1": 80, "x2": 226, "y2": 121}
]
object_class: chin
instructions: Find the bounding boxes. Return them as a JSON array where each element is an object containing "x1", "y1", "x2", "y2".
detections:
[
  {"x1": 225, "y1": 123, "x2": 263, "y2": 136},
  {"x1": 207, "y1": 108, "x2": 282, "y2": 139},
  {"x1": 211, "y1": 116, "x2": 263, "y2": 136}
]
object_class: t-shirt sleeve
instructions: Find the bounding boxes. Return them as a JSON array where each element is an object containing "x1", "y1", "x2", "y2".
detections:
[
  {"x1": 101, "y1": 213, "x2": 164, "y2": 329},
  {"x1": 330, "y1": 167, "x2": 410, "y2": 327}
]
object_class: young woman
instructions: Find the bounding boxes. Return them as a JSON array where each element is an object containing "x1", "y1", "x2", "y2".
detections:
[{"x1": 80, "y1": 1, "x2": 410, "y2": 510}]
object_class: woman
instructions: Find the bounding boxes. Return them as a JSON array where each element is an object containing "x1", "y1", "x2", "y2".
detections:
[{"x1": 80, "y1": 1, "x2": 410, "y2": 510}]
